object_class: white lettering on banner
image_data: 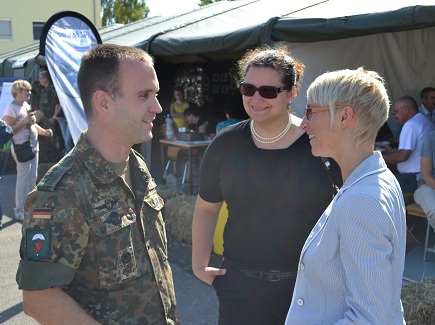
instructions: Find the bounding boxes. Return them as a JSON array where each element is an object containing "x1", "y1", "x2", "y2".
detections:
[{"x1": 48, "y1": 29, "x2": 93, "y2": 39}]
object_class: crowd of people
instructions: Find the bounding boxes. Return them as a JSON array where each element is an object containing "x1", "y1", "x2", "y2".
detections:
[{"x1": 0, "y1": 41, "x2": 433, "y2": 323}]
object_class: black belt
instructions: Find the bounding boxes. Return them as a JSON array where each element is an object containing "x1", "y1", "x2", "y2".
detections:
[{"x1": 236, "y1": 268, "x2": 297, "y2": 282}]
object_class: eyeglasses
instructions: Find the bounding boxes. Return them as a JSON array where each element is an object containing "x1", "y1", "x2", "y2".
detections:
[
  {"x1": 305, "y1": 105, "x2": 345, "y2": 120},
  {"x1": 305, "y1": 106, "x2": 330, "y2": 120},
  {"x1": 393, "y1": 106, "x2": 406, "y2": 116},
  {"x1": 21, "y1": 88, "x2": 31, "y2": 92},
  {"x1": 240, "y1": 82, "x2": 286, "y2": 99}
]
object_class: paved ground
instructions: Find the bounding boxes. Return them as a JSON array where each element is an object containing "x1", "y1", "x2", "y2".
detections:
[{"x1": 0, "y1": 173, "x2": 219, "y2": 324}]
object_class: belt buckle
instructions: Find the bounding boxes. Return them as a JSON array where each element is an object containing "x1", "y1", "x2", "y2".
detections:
[{"x1": 265, "y1": 270, "x2": 281, "y2": 282}]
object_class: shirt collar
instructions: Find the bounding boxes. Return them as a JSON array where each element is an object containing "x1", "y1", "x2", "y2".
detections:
[
  {"x1": 75, "y1": 131, "x2": 151, "y2": 186},
  {"x1": 339, "y1": 152, "x2": 387, "y2": 194}
]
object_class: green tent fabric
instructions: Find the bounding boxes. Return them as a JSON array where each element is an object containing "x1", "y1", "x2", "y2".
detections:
[
  {"x1": 143, "y1": 0, "x2": 435, "y2": 60},
  {"x1": 3, "y1": 0, "x2": 435, "y2": 70},
  {"x1": 273, "y1": 0, "x2": 435, "y2": 43},
  {"x1": 145, "y1": 0, "x2": 320, "y2": 59}
]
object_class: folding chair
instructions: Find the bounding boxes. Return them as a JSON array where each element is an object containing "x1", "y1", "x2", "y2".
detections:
[{"x1": 406, "y1": 203, "x2": 435, "y2": 261}]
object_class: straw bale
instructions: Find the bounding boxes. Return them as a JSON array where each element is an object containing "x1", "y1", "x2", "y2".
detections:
[
  {"x1": 161, "y1": 193, "x2": 196, "y2": 244},
  {"x1": 157, "y1": 184, "x2": 185, "y2": 202},
  {"x1": 401, "y1": 277, "x2": 435, "y2": 324}
]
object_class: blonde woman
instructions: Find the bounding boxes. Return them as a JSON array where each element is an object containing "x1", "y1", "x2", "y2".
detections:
[
  {"x1": 286, "y1": 68, "x2": 406, "y2": 324},
  {"x1": 169, "y1": 85, "x2": 189, "y2": 129},
  {"x1": 3, "y1": 80, "x2": 52, "y2": 221}
]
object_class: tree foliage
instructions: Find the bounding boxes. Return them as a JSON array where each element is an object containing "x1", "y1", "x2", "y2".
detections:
[
  {"x1": 198, "y1": 0, "x2": 230, "y2": 6},
  {"x1": 101, "y1": 0, "x2": 150, "y2": 26}
]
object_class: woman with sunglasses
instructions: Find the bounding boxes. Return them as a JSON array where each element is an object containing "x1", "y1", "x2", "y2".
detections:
[
  {"x1": 285, "y1": 68, "x2": 406, "y2": 324},
  {"x1": 3, "y1": 80, "x2": 53, "y2": 222},
  {"x1": 192, "y1": 45, "x2": 339, "y2": 324}
]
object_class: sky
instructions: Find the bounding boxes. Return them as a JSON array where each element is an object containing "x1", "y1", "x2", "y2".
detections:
[{"x1": 146, "y1": 0, "x2": 200, "y2": 17}]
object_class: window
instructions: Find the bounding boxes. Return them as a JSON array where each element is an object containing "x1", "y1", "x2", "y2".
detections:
[
  {"x1": 33, "y1": 21, "x2": 45, "y2": 41},
  {"x1": 0, "y1": 19, "x2": 12, "y2": 40}
]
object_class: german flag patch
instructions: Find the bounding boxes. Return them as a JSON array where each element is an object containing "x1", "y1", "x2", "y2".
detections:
[{"x1": 33, "y1": 208, "x2": 52, "y2": 219}]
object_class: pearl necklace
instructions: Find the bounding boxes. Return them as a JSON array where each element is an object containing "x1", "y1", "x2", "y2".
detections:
[{"x1": 250, "y1": 113, "x2": 291, "y2": 144}]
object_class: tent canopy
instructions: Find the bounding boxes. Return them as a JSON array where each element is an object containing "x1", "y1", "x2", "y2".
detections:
[
  {"x1": 143, "y1": 0, "x2": 435, "y2": 62},
  {"x1": 2, "y1": 0, "x2": 435, "y2": 69},
  {"x1": 2, "y1": 0, "x2": 435, "y2": 137},
  {"x1": 274, "y1": 0, "x2": 435, "y2": 43}
]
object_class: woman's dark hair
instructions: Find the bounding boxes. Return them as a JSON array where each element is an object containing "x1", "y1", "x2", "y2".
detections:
[
  {"x1": 184, "y1": 106, "x2": 200, "y2": 117},
  {"x1": 237, "y1": 44, "x2": 305, "y2": 93}
]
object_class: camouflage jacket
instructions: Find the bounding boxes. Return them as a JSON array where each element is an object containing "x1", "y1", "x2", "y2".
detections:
[
  {"x1": 38, "y1": 83, "x2": 59, "y2": 120},
  {"x1": 16, "y1": 132, "x2": 177, "y2": 325}
]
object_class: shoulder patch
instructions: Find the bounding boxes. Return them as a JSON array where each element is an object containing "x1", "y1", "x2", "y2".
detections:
[
  {"x1": 25, "y1": 228, "x2": 51, "y2": 261},
  {"x1": 33, "y1": 208, "x2": 52, "y2": 219}
]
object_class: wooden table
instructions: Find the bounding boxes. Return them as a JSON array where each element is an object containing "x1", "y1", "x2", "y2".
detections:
[{"x1": 159, "y1": 139, "x2": 211, "y2": 194}]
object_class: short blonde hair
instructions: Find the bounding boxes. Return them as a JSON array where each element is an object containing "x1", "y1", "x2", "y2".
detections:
[
  {"x1": 307, "y1": 67, "x2": 389, "y2": 148},
  {"x1": 11, "y1": 80, "x2": 31, "y2": 98}
]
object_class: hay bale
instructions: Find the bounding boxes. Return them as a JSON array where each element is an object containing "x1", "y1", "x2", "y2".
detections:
[
  {"x1": 157, "y1": 184, "x2": 185, "y2": 202},
  {"x1": 162, "y1": 194, "x2": 196, "y2": 245},
  {"x1": 401, "y1": 277, "x2": 435, "y2": 324}
]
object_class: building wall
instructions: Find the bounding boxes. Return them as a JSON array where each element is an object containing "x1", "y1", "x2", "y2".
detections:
[{"x1": 0, "y1": 0, "x2": 101, "y2": 53}]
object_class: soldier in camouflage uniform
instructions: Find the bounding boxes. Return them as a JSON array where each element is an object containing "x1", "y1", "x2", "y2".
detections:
[
  {"x1": 36, "y1": 70, "x2": 63, "y2": 162},
  {"x1": 16, "y1": 44, "x2": 178, "y2": 324}
]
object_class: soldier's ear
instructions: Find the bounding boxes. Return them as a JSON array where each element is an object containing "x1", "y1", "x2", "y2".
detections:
[{"x1": 92, "y1": 90, "x2": 110, "y2": 114}]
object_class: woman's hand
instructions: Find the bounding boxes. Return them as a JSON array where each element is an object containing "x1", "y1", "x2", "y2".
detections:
[
  {"x1": 44, "y1": 128, "x2": 53, "y2": 137},
  {"x1": 193, "y1": 266, "x2": 226, "y2": 286},
  {"x1": 26, "y1": 113, "x2": 36, "y2": 125},
  {"x1": 48, "y1": 117, "x2": 56, "y2": 125}
]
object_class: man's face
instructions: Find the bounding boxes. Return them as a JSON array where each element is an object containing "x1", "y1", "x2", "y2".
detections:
[
  {"x1": 422, "y1": 91, "x2": 435, "y2": 113},
  {"x1": 108, "y1": 59, "x2": 162, "y2": 146},
  {"x1": 393, "y1": 102, "x2": 408, "y2": 125},
  {"x1": 38, "y1": 73, "x2": 49, "y2": 87},
  {"x1": 185, "y1": 113, "x2": 194, "y2": 124}
]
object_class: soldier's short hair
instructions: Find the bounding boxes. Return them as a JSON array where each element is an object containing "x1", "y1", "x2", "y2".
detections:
[{"x1": 78, "y1": 44, "x2": 154, "y2": 120}]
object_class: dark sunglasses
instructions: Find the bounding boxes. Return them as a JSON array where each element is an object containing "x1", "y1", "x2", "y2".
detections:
[{"x1": 240, "y1": 82, "x2": 286, "y2": 99}]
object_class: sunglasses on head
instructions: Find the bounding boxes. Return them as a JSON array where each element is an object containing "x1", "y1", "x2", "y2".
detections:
[{"x1": 240, "y1": 82, "x2": 286, "y2": 99}]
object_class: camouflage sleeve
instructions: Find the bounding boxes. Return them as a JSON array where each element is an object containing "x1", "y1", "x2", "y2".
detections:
[
  {"x1": 16, "y1": 189, "x2": 90, "y2": 291},
  {"x1": 47, "y1": 84, "x2": 60, "y2": 105}
]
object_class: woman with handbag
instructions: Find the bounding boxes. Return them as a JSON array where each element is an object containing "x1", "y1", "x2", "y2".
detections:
[{"x1": 3, "y1": 79, "x2": 52, "y2": 221}]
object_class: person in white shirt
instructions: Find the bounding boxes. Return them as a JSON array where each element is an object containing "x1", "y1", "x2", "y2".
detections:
[
  {"x1": 419, "y1": 87, "x2": 435, "y2": 124},
  {"x1": 382, "y1": 95, "x2": 435, "y2": 192}
]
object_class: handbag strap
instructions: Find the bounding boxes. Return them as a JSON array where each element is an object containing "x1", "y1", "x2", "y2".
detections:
[{"x1": 12, "y1": 109, "x2": 32, "y2": 145}]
